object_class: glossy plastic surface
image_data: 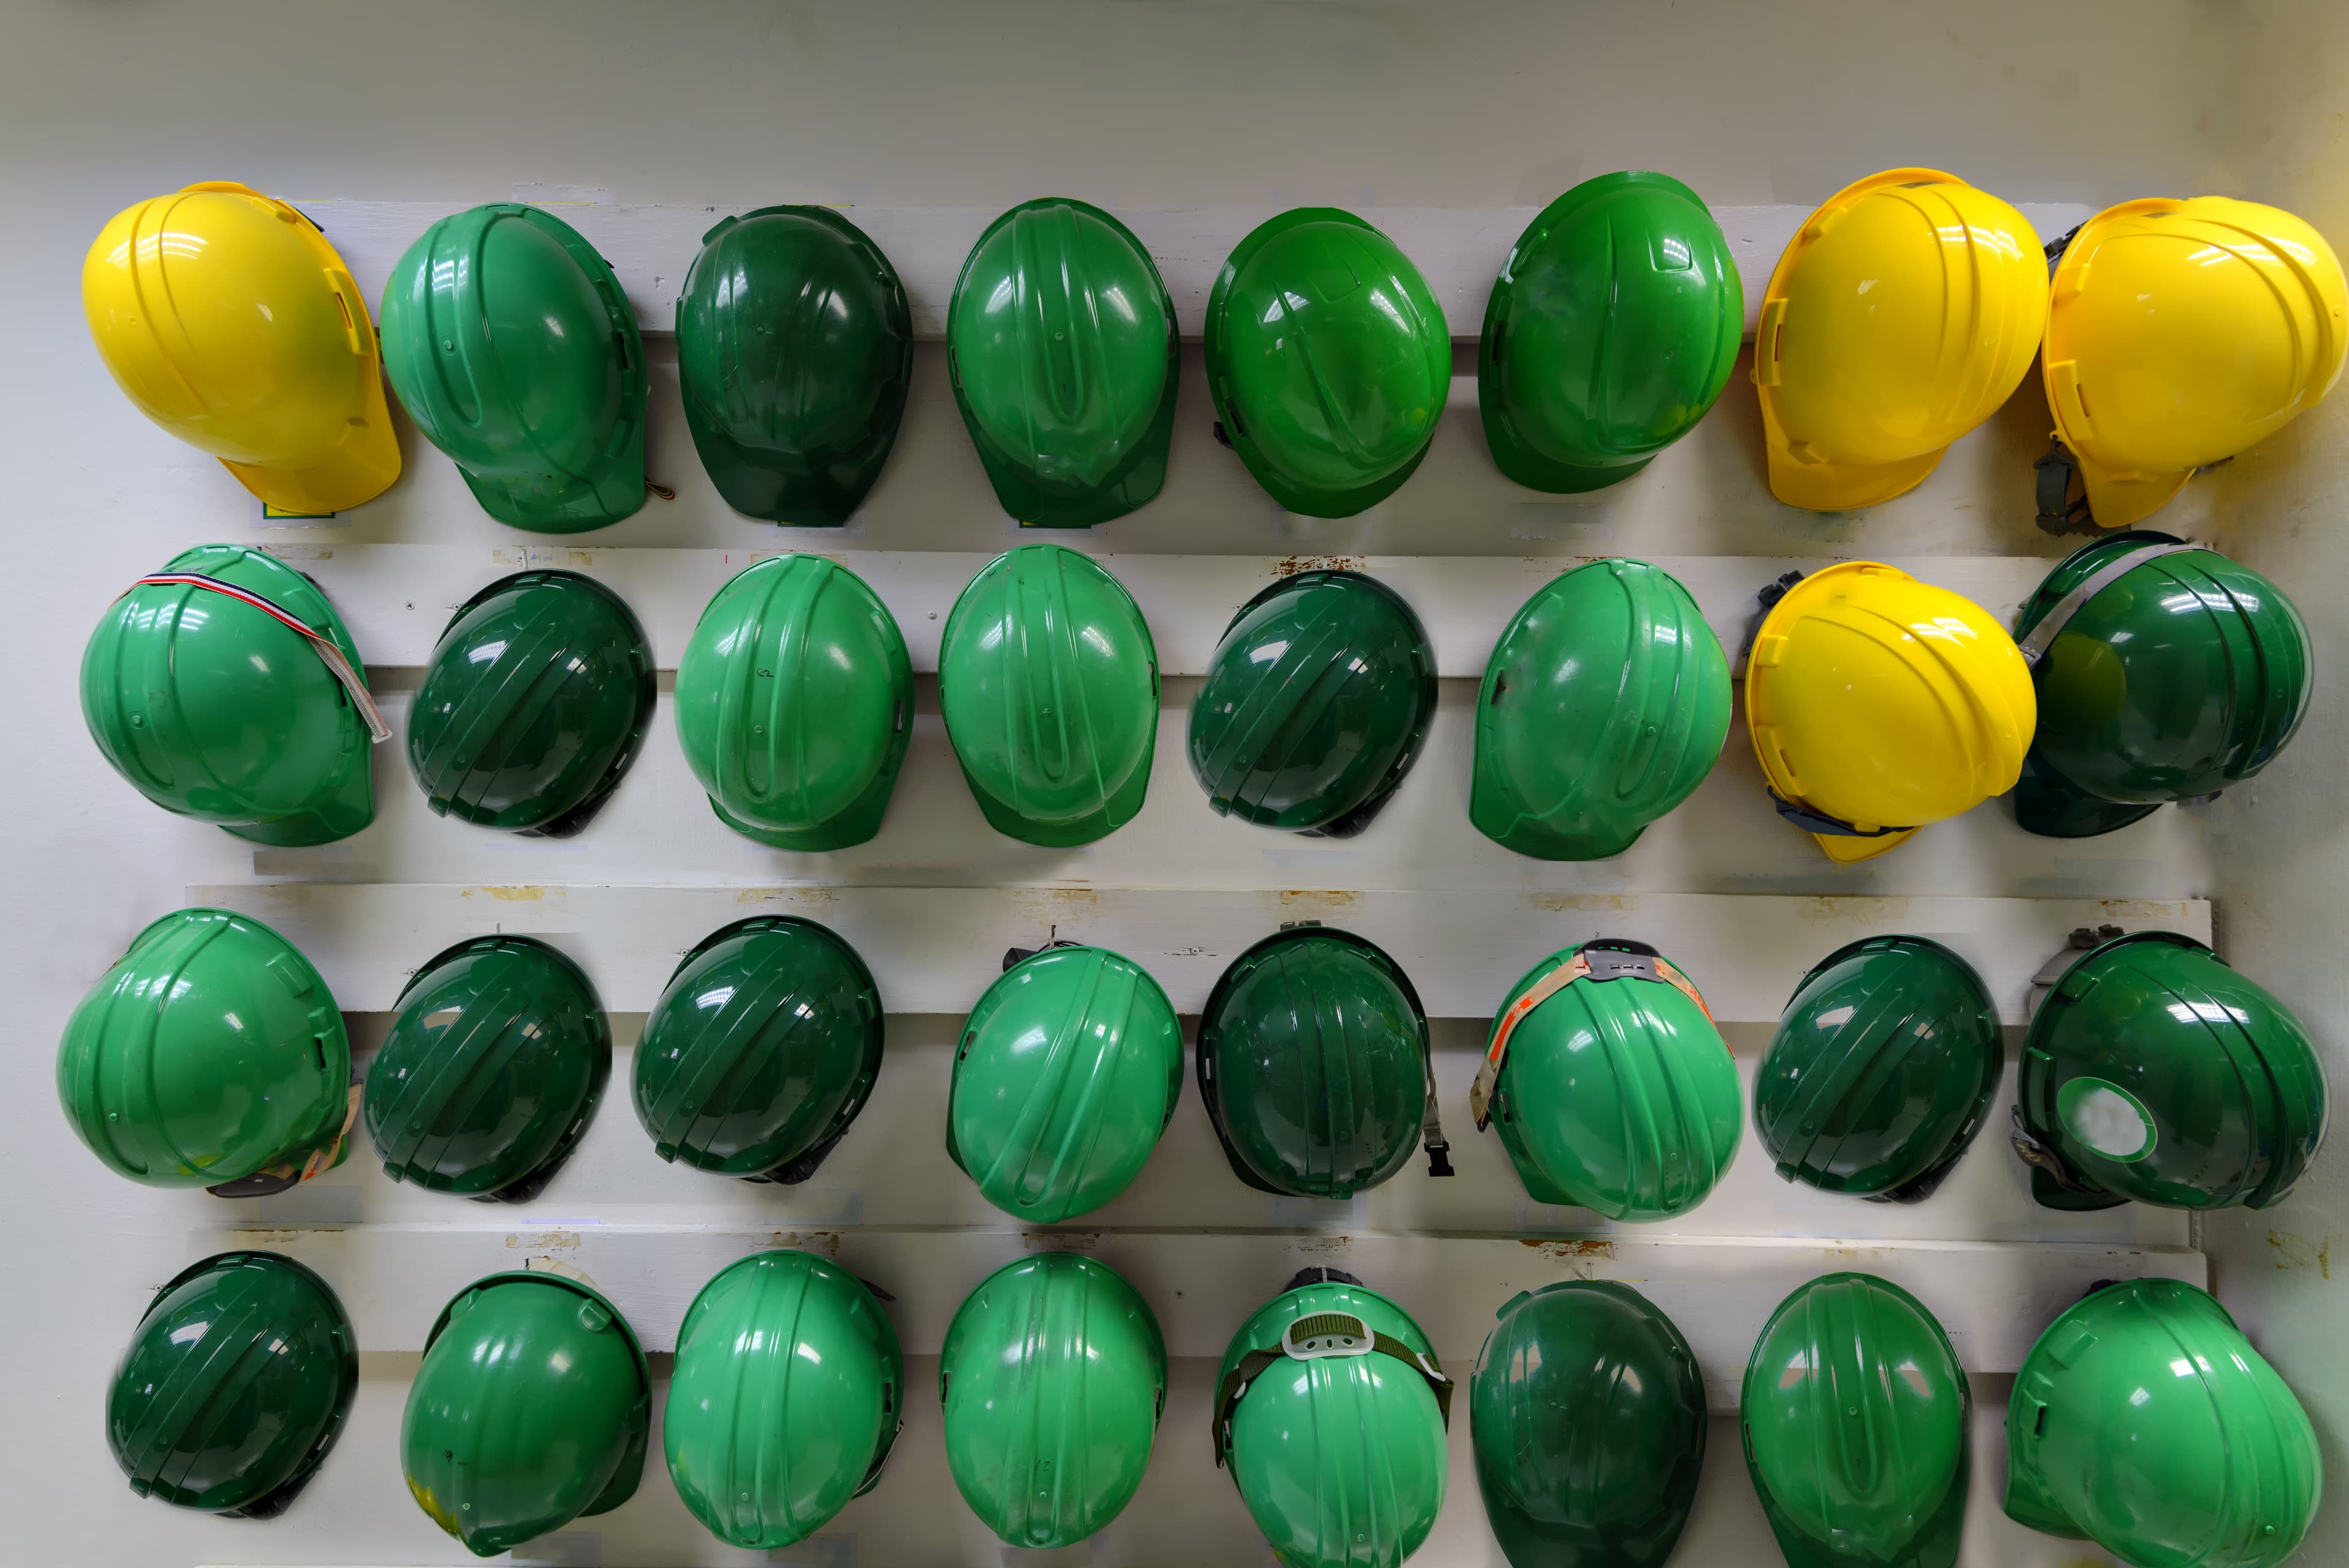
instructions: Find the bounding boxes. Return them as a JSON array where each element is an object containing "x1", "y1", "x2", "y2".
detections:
[
  {"x1": 632, "y1": 916, "x2": 885, "y2": 1178},
  {"x1": 949, "y1": 198, "x2": 1178, "y2": 526},
  {"x1": 1472, "y1": 558, "x2": 1729, "y2": 859},
  {"x1": 941, "y1": 1254, "x2": 1165, "y2": 1548},
  {"x1": 1189, "y1": 570, "x2": 1436, "y2": 838},
  {"x1": 676, "y1": 206, "x2": 912, "y2": 526},
  {"x1": 1205, "y1": 207, "x2": 1449, "y2": 517},
  {"x1": 83, "y1": 543, "x2": 376, "y2": 847},
  {"x1": 949, "y1": 945, "x2": 1184, "y2": 1222},
  {"x1": 674, "y1": 555, "x2": 913, "y2": 850}
]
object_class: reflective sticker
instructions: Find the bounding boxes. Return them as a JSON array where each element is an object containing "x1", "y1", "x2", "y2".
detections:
[{"x1": 2059, "y1": 1077, "x2": 2158, "y2": 1162}]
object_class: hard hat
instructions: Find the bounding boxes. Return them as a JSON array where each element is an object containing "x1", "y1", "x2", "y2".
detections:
[
  {"x1": 1480, "y1": 171, "x2": 1743, "y2": 492},
  {"x1": 407, "y1": 570, "x2": 655, "y2": 837},
  {"x1": 59, "y1": 908, "x2": 352, "y2": 1193},
  {"x1": 949, "y1": 198, "x2": 1178, "y2": 526},
  {"x1": 1472, "y1": 558, "x2": 1729, "y2": 859},
  {"x1": 2013, "y1": 930, "x2": 2325, "y2": 1213},
  {"x1": 403, "y1": 1270, "x2": 651, "y2": 1555},
  {"x1": 1197, "y1": 926, "x2": 1450, "y2": 1198},
  {"x1": 2006, "y1": 1278, "x2": 2319, "y2": 1568},
  {"x1": 379, "y1": 203, "x2": 647, "y2": 531},
  {"x1": 1754, "y1": 169, "x2": 2046, "y2": 511},
  {"x1": 674, "y1": 554, "x2": 912, "y2": 850},
  {"x1": 2041, "y1": 197, "x2": 2347, "y2": 530},
  {"x1": 1742, "y1": 1273, "x2": 1970, "y2": 1568},
  {"x1": 941, "y1": 1254, "x2": 1165, "y2": 1547},
  {"x1": 675, "y1": 206, "x2": 911, "y2": 525},
  {"x1": 1189, "y1": 570, "x2": 1436, "y2": 838},
  {"x1": 1743, "y1": 562, "x2": 2036, "y2": 863},
  {"x1": 1474, "y1": 939, "x2": 1738, "y2": 1221},
  {"x1": 1470, "y1": 1280, "x2": 1706, "y2": 1568},
  {"x1": 362, "y1": 935, "x2": 610, "y2": 1202},
  {"x1": 107, "y1": 1251, "x2": 355, "y2": 1517},
  {"x1": 1205, "y1": 209, "x2": 1449, "y2": 517},
  {"x1": 2011, "y1": 532, "x2": 2311, "y2": 838},
  {"x1": 1214, "y1": 1268, "x2": 1450, "y2": 1568},
  {"x1": 1756, "y1": 935, "x2": 2002, "y2": 1203},
  {"x1": 82, "y1": 543, "x2": 385, "y2": 847},
  {"x1": 949, "y1": 943, "x2": 1184, "y2": 1222},
  {"x1": 633, "y1": 916, "x2": 884, "y2": 1181},
  {"x1": 938, "y1": 544, "x2": 1159, "y2": 846},
  {"x1": 82, "y1": 182, "x2": 400, "y2": 515},
  {"x1": 666, "y1": 1250, "x2": 903, "y2": 1550}
]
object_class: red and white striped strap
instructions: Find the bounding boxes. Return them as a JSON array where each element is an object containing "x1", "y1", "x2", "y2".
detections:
[
  {"x1": 1469, "y1": 951, "x2": 1716, "y2": 1129},
  {"x1": 124, "y1": 572, "x2": 390, "y2": 742}
]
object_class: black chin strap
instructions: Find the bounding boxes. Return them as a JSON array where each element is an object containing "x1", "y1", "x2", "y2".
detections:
[{"x1": 2035, "y1": 436, "x2": 2095, "y2": 537}]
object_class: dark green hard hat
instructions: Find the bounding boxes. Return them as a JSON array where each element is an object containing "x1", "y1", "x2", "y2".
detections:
[
  {"x1": 403, "y1": 1270, "x2": 651, "y2": 1555},
  {"x1": 58, "y1": 907, "x2": 352, "y2": 1193},
  {"x1": 674, "y1": 554, "x2": 912, "y2": 850},
  {"x1": 1205, "y1": 208, "x2": 1449, "y2": 518},
  {"x1": 941, "y1": 1253, "x2": 1166, "y2": 1548},
  {"x1": 666, "y1": 1250, "x2": 903, "y2": 1550},
  {"x1": 1755, "y1": 935, "x2": 2002, "y2": 1204},
  {"x1": 1471, "y1": 1280, "x2": 1705, "y2": 1568},
  {"x1": 2012, "y1": 530, "x2": 2312, "y2": 838},
  {"x1": 363, "y1": 935, "x2": 610, "y2": 1202},
  {"x1": 1472, "y1": 558, "x2": 1729, "y2": 859},
  {"x1": 1189, "y1": 570, "x2": 1436, "y2": 838},
  {"x1": 1479, "y1": 171, "x2": 1743, "y2": 492},
  {"x1": 1197, "y1": 926, "x2": 1449, "y2": 1198},
  {"x1": 408, "y1": 570, "x2": 655, "y2": 837},
  {"x1": 633, "y1": 916, "x2": 885, "y2": 1181},
  {"x1": 108, "y1": 1251, "x2": 356, "y2": 1517},
  {"x1": 676, "y1": 206, "x2": 911, "y2": 526},
  {"x1": 938, "y1": 544, "x2": 1159, "y2": 846},
  {"x1": 2013, "y1": 930, "x2": 2325, "y2": 1213},
  {"x1": 949, "y1": 943, "x2": 1184, "y2": 1223},
  {"x1": 81, "y1": 543, "x2": 379, "y2": 847},
  {"x1": 1742, "y1": 1273, "x2": 1969, "y2": 1568},
  {"x1": 2006, "y1": 1279, "x2": 2319, "y2": 1568},
  {"x1": 949, "y1": 198, "x2": 1178, "y2": 527}
]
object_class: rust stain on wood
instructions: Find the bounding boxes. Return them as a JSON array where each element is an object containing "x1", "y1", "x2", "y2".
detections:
[
  {"x1": 1272, "y1": 554, "x2": 1366, "y2": 578},
  {"x1": 1296, "y1": 1234, "x2": 1352, "y2": 1254},
  {"x1": 1521, "y1": 1239, "x2": 1616, "y2": 1259},
  {"x1": 2268, "y1": 1229, "x2": 2335, "y2": 1280},
  {"x1": 1278, "y1": 890, "x2": 1360, "y2": 909},
  {"x1": 506, "y1": 1229, "x2": 581, "y2": 1250},
  {"x1": 467, "y1": 885, "x2": 547, "y2": 902},
  {"x1": 734, "y1": 886, "x2": 836, "y2": 907},
  {"x1": 1530, "y1": 893, "x2": 1631, "y2": 913},
  {"x1": 770, "y1": 1230, "x2": 843, "y2": 1257}
]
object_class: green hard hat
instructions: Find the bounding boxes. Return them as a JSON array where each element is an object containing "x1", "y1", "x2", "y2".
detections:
[
  {"x1": 949, "y1": 198, "x2": 1178, "y2": 527},
  {"x1": 2006, "y1": 1278, "x2": 2319, "y2": 1568},
  {"x1": 1755, "y1": 935, "x2": 2002, "y2": 1203},
  {"x1": 1479, "y1": 171, "x2": 1742, "y2": 492},
  {"x1": 1472, "y1": 559, "x2": 1729, "y2": 859},
  {"x1": 949, "y1": 943, "x2": 1184, "y2": 1222},
  {"x1": 82, "y1": 543, "x2": 377, "y2": 847},
  {"x1": 403, "y1": 1270, "x2": 651, "y2": 1556},
  {"x1": 1741, "y1": 1273, "x2": 1969, "y2": 1568},
  {"x1": 1204, "y1": 208, "x2": 1449, "y2": 518},
  {"x1": 2013, "y1": 929, "x2": 2325, "y2": 1213},
  {"x1": 408, "y1": 570, "x2": 655, "y2": 837},
  {"x1": 1478, "y1": 940, "x2": 1739, "y2": 1221},
  {"x1": 674, "y1": 554, "x2": 912, "y2": 850},
  {"x1": 107, "y1": 1251, "x2": 355, "y2": 1517},
  {"x1": 1471, "y1": 1280, "x2": 1706, "y2": 1568},
  {"x1": 362, "y1": 935, "x2": 610, "y2": 1201},
  {"x1": 379, "y1": 203, "x2": 647, "y2": 532},
  {"x1": 938, "y1": 544, "x2": 1159, "y2": 846},
  {"x1": 666, "y1": 1250, "x2": 903, "y2": 1550},
  {"x1": 1214, "y1": 1268, "x2": 1451, "y2": 1568},
  {"x1": 58, "y1": 907, "x2": 351, "y2": 1192},
  {"x1": 1198, "y1": 926, "x2": 1449, "y2": 1198},
  {"x1": 941, "y1": 1253, "x2": 1166, "y2": 1548},
  {"x1": 2012, "y1": 530, "x2": 2312, "y2": 838},
  {"x1": 676, "y1": 206, "x2": 911, "y2": 526},
  {"x1": 633, "y1": 916, "x2": 885, "y2": 1180},
  {"x1": 1189, "y1": 570, "x2": 1436, "y2": 838}
]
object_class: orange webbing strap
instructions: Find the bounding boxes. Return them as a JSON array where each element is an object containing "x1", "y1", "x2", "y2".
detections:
[{"x1": 1469, "y1": 948, "x2": 1715, "y2": 1129}]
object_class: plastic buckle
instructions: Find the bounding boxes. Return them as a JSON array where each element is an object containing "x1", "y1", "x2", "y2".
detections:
[
  {"x1": 1282, "y1": 1312, "x2": 1373, "y2": 1361},
  {"x1": 1735, "y1": 570, "x2": 1806, "y2": 671}
]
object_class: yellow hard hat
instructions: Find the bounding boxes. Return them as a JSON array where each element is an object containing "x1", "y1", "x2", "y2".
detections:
[
  {"x1": 2044, "y1": 196, "x2": 2347, "y2": 530},
  {"x1": 1745, "y1": 563, "x2": 2036, "y2": 864},
  {"x1": 1754, "y1": 169, "x2": 2046, "y2": 511},
  {"x1": 83, "y1": 182, "x2": 400, "y2": 514}
]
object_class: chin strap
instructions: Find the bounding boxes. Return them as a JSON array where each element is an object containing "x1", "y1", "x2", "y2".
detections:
[
  {"x1": 1471, "y1": 944, "x2": 1716, "y2": 1129},
  {"x1": 1212, "y1": 1308, "x2": 1452, "y2": 1467},
  {"x1": 123, "y1": 572, "x2": 390, "y2": 741}
]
